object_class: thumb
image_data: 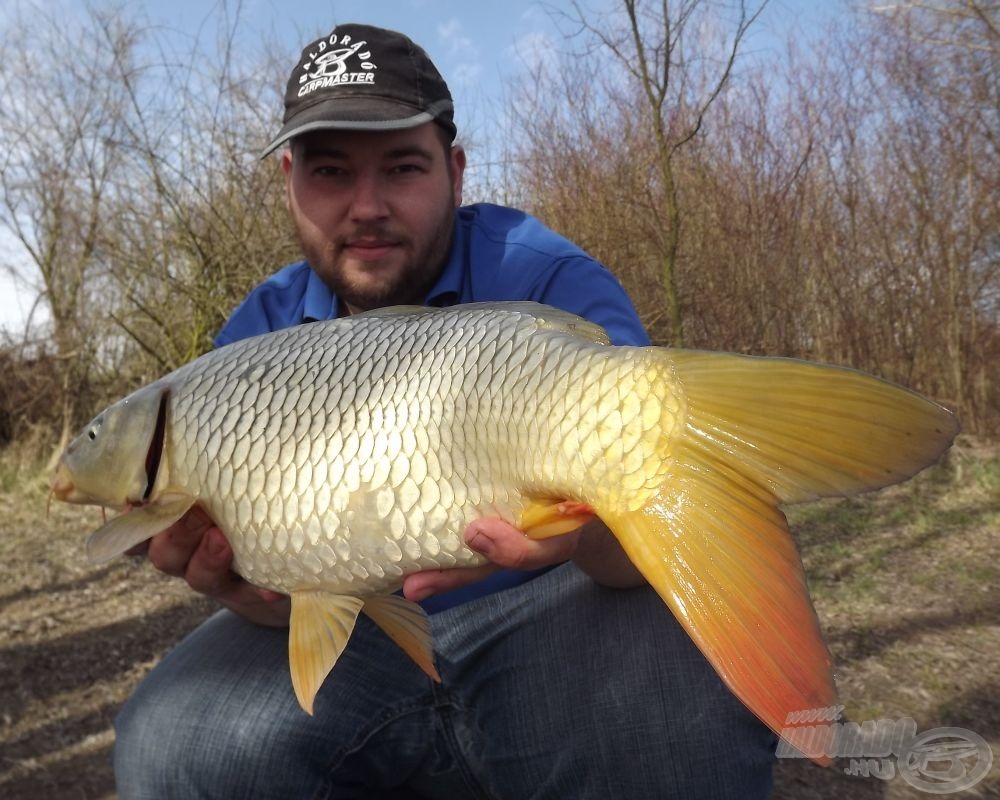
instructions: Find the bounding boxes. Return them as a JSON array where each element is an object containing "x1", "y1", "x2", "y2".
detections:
[{"x1": 464, "y1": 519, "x2": 580, "y2": 570}]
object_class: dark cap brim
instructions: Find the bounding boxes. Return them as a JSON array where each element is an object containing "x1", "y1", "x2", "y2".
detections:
[{"x1": 259, "y1": 96, "x2": 455, "y2": 159}]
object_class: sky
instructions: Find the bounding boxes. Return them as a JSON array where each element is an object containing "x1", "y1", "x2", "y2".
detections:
[{"x1": 0, "y1": 0, "x2": 845, "y2": 338}]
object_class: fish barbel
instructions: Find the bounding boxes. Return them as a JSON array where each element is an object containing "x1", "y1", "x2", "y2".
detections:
[{"x1": 51, "y1": 302, "x2": 958, "y2": 760}]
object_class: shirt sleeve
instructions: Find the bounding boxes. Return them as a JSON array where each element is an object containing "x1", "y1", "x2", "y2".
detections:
[
  {"x1": 458, "y1": 205, "x2": 650, "y2": 347},
  {"x1": 213, "y1": 263, "x2": 312, "y2": 347},
  {"x1": 524, "y1": 255, "x2": 651, "y2": 347}
]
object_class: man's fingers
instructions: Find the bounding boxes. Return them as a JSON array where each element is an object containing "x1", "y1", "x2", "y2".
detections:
[
  {"x1": 183, "y1": 528, "x2": 291, "y2": 625},
  {"x1": 402, "y1": 519, "x2": 582, "y2": 602},
  {"x1": 403, "y1": 564, "x2": 499, "y2": 602},
  {"x1": 145, "y1": 506, "x2": 215, "y2": 576},
  {"x1": 183, "y1": 527, "x2": 237, "y2": 596},
  {"x1": 464, "y1": 519, "x2": 581, "y2": 569},
  {"x1": 125, "y1": 541, "x2": 150, "y2": 557}
]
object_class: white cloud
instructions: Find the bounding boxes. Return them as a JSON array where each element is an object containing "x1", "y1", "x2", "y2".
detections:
[
  {"x1": 439, "y1": 17, "x2": 479, "y2": 57},
  {"x1": 505, "y1": 30, "x2": 559, "y2": 75},
  {"x1": 450, "y1": 61, "x2": 482, "y2": 87},
  {"x1": 436, "y1": 17, "x2": 481, "y2": 89}
]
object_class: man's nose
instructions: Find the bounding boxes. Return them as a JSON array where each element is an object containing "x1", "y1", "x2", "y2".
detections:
[{"x1": 349, "y1": 173, "x2": 389, "y2": 221}]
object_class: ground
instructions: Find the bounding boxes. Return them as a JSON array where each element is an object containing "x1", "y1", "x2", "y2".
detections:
[{"x1": 1, "y1": 439, "x2": 996, "y2": 798}]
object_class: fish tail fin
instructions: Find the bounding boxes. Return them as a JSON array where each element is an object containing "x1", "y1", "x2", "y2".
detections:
[{"x1": 600, "y1": 351, "x2": 958, "y2": 764}]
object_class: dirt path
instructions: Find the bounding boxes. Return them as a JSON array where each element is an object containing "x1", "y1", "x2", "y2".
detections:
[{"x1": 1, "y1": 444, "x2": 996, "y2": 798}]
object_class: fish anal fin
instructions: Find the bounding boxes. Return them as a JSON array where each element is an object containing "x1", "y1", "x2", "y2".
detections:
[
  {"x1": 362, "y1": 594, "x2": 440, "y2": 682},
  {"x1": 85, "y1": 492, "x2": 196, "y2": 564},
  {"x1": 288, "y1": 592, "x2": 365, "y2": 714},
  {"x1": 517, "y1": 498, "x2": 595, "y2": 539},
  {"x1": 602, "y1": 464, "x2": 837, "y2": 767}
]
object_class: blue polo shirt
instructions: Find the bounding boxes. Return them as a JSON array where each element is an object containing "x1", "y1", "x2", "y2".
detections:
[{"x1": 216, "y1": 203, "x2": 649, "y2": 612}]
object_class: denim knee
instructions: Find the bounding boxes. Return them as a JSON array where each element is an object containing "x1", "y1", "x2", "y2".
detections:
[{"x1": 113, "y1": 676, "x2": 193, "y2": 799}]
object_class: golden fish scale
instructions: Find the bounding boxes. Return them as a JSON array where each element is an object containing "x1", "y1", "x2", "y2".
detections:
[{"x1": 162, "y1": 307, "x2": 681, "y2": 596}]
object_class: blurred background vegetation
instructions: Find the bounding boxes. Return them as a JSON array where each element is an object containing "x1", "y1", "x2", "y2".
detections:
[{"x1": 0, "y1": 0, "x2": 996, "y2": 473}]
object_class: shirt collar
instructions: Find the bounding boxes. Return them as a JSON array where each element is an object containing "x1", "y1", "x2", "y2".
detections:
[
  {"x1": 303, "y1": 267, "x2": 337, "y2": 322},
  {"x1": 423, "y1": 211, "x2": 465, "y2": 307}
]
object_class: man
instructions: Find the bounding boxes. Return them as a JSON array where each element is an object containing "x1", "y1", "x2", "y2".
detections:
[{"x1": 114, "y1": 23, "x2": 775, "y2": 799}]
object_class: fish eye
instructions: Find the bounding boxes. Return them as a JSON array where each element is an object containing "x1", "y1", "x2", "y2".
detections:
[{"x1": 86, "y1": 416, "x2": 104, "y2": 441}]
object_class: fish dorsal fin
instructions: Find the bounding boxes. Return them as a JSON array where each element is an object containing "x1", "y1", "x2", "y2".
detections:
[
  {"x1": 353, "y1": 302, "x2": 611, "y2": 345},
  {"x1": 350, "y1": 305, "x2": 430, "y2": 319},
  {"x1": 288, "y1": 592, "x2": 365, "y2": 714},
  {"x1": 524, "y1": 306, "x2": 610, "y2": 345},
  {"x1": 362, "y1": 594, "x2": 441, "y2": 682},
  {"x1": 86, "y1": 492, "x2": 196, "y2": 564},
  {"x1": 471, "y1": 302, "x2": 610, "y2": 345}
]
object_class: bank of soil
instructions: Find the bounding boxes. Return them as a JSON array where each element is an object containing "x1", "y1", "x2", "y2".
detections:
[{"x1": 1, "y1": 441, "x2": 997, "y2": 798}]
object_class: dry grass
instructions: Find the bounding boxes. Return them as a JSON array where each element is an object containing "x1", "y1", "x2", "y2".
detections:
[
  {"x1": 773, "y1": 438, "x2": 999, "y2": 799},
  {"x1": 0, "y1": 440, "x2": 996, "y2": 798}
]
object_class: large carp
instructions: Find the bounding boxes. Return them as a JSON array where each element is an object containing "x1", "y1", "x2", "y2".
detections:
[{"x1": 51, "y1": 302, "x2": 958, "y2": 757}]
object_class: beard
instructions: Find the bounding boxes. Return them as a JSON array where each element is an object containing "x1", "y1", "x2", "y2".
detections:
[{"x1": 294, "y1": 200, "x2": 456, "y2": 314}]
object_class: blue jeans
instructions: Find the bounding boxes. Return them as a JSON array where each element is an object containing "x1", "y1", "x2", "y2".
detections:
[{"x1": 114, "y1": 564, "x2": 775, "y2": 798}]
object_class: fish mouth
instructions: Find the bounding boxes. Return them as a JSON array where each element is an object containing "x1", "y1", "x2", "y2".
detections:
[
  {"x1": 49, "y1": 462, "x2": 103, "y2": 506},
  {"x1": 50, "y1": 463, "x2": 76, "y2": 501}
]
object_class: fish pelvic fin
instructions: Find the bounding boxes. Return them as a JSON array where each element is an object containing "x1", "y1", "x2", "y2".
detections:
[
  {"x1": 362, "y1": 594, "x2": 440, "y2": 682},
  {"x1": 85, "y1": 492, "x2": 196, "y2": 564},
  {"x1": 599, "y1": 350, "x2": 958, "y2": 765},
  {"x1": 288, "y1": 592, "x2": 365, "y2": 714}
]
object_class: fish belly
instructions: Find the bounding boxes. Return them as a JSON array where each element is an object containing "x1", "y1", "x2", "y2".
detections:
[{"x1": 164, "y1": 308, "x2": 673, "y2": 597}]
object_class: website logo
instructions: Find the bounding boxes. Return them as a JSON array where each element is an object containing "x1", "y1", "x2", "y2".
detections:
[{"x1": 777, "y1": 708, "x2": 993, "y2": 794}]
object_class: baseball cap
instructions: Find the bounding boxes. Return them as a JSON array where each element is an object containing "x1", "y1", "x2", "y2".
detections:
[{"x1": 260, "y1": 23, "x2": 456, "y2": 158}]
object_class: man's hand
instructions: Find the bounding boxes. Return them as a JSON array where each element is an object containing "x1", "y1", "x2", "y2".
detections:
[
  {"x1": 139, "y1": 506, "x2": 290, "y2": 627},
  {"x1": 139, "y1": 507, "x2": 643, "y2": 616},
  {"x1": 402, "y1": 517, "x2": 645, "y2": 602}
]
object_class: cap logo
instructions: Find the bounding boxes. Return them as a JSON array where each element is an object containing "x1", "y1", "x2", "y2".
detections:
[{"x1": 298, "y1": 34, "x2": 378, "y2": 97}]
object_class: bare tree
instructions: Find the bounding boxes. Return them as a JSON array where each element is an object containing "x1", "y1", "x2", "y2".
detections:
[
  {"x1": 0, "y1": 2, "x2": 299, "y2": 448},
  {"x1": 509, "y1": 0, "x2": 996, "y2": 433},
  {"x1": 532, "y1": 0, "x2": 767, "y2": 346},
  {"x1": 0, "y1": 5, "x2": 136, "y2": 458},
  {"x1": 97, "y1": 10, "x2": 295, "y2": 375},
  {"x1": 797, "y1": 1, "x2": 998, "y2": 429}
]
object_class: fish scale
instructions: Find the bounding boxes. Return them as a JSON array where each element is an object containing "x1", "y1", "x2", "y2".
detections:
[
  {"x1": 54, "y1": 301, "x2": 958, "y2": 746},
  {"x1": 160, "y1": 306, "x2": 627, "y2": 596}
]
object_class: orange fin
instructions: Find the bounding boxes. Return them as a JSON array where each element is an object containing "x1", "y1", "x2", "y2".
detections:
[
  {"x1": 604, "y1": 481, "x2": 836, "y2": 766},
  {"x1": 517, "y1": 498, "x2": 595, "y2": 539},
  {"x1": 665, "y1": 351, "x2": 959, "y2": 503},
  {"x1": 288, "y1": 592, "x2": 364, "y2": 714},
  {"x1": 598, "y1": 350, "x2": 958, "y2": 766},
  {"x1": 362, "y1": 594, "x2": 441, "y2": 682}
]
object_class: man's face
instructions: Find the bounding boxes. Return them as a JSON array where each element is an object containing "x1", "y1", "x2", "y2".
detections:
[{"x1": 283, "y1": 124, "x2": 466, "y2": 314}]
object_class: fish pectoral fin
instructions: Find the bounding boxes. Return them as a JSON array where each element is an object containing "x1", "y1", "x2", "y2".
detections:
[
  {"x1": 85, "y1": 492, "x2": 196, "y2": 564},
  {"x1": 517, "y1": 498, "x2": 595, "y2": 539},
  {"x1": 288, "y1": 592, "x2": 365, "y2": 715},
  {"x1": 603, "y1": 473, "x2": 837, "y2": 767},
  {"x1": 362, "y1": 594, "x2": 440, "y2": 682}
]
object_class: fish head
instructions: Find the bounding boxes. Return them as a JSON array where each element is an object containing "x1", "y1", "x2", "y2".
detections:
[{"x1": 52, "y1": 383, "x2": 169, "y2": 508}]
